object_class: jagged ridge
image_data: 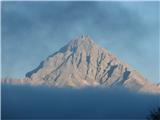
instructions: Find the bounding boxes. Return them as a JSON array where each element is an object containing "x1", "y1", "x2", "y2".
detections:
[
  {"x1": 22, "y1": 35, "x2": 159, "y2": 93},
  {"x1": 2, "y1": 35, "x2": 159, "y2": 94}
]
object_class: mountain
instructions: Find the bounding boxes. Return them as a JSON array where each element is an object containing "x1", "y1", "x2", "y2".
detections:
[{"x1": 2, "y1": 35, "x2": 160, "y2": 93}]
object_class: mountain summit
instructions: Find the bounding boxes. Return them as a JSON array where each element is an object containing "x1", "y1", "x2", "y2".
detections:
[
  {"x1": 23, "y1": 35, "x2": 159, "y2": 93},
  {"x1": 2, "y1": 35, "x2": 159, "y2": 93}
]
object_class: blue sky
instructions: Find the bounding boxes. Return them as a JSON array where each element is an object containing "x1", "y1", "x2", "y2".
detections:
[{"x1": 2, "y1": 1, "x2": 159, "y2": 83}]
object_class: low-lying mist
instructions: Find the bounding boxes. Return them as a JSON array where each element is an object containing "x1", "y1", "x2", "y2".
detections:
[{"x1": 2, "y1": 84, "x2": 160, "y2": 119}]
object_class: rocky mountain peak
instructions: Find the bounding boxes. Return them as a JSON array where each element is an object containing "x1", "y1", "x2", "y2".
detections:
[
  {"x1": 80, "y1": 35, "x2": 93, "y2": 43},
  {"x1": 68, "y1": 35, "x2": 93, "y2": 50},
  {"x1": 3, "y1": 35, "x2": 159, "y2": 93}
]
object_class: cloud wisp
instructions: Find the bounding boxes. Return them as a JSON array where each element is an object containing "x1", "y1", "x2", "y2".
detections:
[{"x1": 1, "y1": 1, "x2": 159, "y2": 83}]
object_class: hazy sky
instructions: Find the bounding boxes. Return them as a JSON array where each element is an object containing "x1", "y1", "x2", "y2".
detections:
[{"x1": 2, "y1": 1, "x2": 159, "y2": 83}]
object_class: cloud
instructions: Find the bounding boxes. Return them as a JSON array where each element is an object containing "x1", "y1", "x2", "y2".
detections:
[
  {"x1": 1, "y1": 1, "x2": 159, "y2": 83},
  {"x1": 2, "y1": 85, "x2": 160, "y2": 119}
]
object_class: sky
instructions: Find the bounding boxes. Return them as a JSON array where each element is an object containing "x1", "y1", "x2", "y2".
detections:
[{"x1": 1, "y1": 1, "x2": 159, "y2": 83}]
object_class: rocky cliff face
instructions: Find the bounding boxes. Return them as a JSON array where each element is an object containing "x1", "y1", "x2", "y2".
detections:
[
  {"x1": 23, "y1": 35, "x2": 159, "y2": 93},
  {"x1": 2, "y1": 35, "x2": 159, "y2": 93}
]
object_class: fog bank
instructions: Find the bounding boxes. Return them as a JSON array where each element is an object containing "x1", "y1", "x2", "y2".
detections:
[{"x1": 2, "y1": 84, "x2": 160, "y2": 119}]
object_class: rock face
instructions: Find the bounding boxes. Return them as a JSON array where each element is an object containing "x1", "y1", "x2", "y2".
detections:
[
  {"x1": 23, "y1": 35, "x2": 159, "y2": 93},
  {"x1": 2, "y1": 35, "x2": 159, "y2": 93}
]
